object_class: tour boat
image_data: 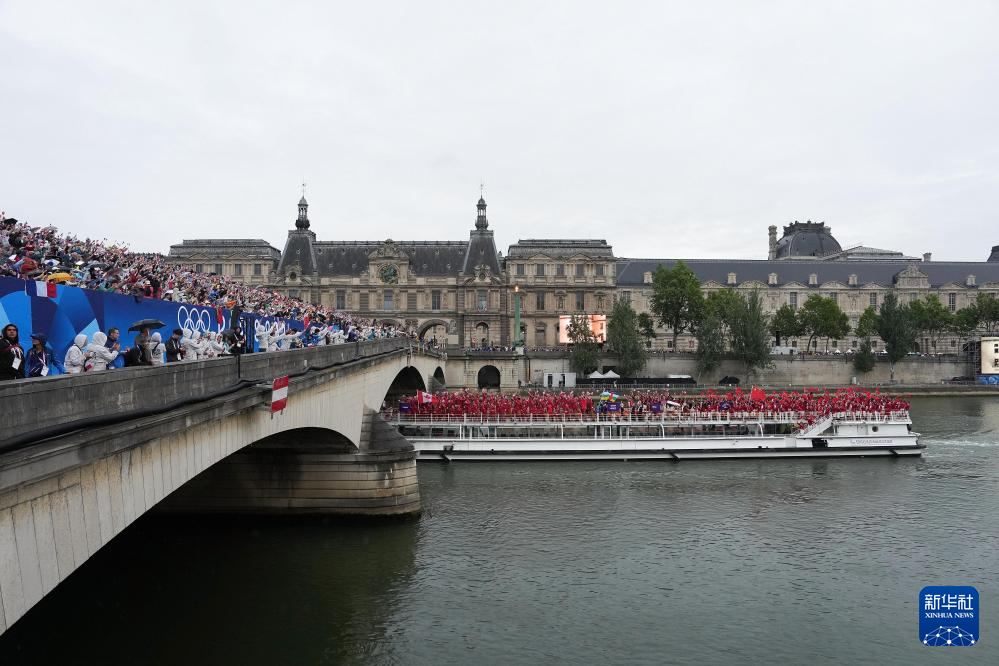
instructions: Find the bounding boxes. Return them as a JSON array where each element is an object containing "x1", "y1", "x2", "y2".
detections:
[{"x1": 390, "y1": 410, "x2": 923, "y2": 461}]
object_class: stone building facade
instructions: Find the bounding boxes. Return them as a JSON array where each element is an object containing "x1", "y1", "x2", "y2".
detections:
[
  {"x1": 506, "y1": 239, "x2": 616, "y2": 348},
  {"x1": 264, "y1": 195, "x2": 507, "y2": 347},
  {"x1": 168, "y1": 198, "x2": 999, "y2": 353},
  {"x1": 167, "y1": 238, "x2": 281, "y2": 286}
]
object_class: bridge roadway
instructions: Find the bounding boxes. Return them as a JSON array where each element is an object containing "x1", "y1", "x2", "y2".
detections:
[{"x1": 0, "y1": 338, "x2": 444, "y2": 635}]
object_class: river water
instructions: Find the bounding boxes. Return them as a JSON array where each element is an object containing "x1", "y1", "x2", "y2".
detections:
[{"x1": 1, "y1": 396, "x2": 997, "y2": 665}]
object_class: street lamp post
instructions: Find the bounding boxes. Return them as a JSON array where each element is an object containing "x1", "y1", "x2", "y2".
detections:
[{"x1": 513, "y1": 285, "x2": 522, "y2": 347}]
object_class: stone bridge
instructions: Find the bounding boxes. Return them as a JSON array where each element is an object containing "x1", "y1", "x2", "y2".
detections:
[{"x1": 0, "y1": 339, "x2": 444, "y2": 635}]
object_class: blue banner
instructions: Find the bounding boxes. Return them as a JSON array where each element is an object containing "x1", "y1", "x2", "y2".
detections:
[{"x1": 0, "y1": 276, "x2": 304, "y2": 373}]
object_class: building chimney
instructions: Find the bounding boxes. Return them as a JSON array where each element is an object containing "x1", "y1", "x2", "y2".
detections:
[
  {"x1": 768, "y1": 225, "x2": 778, "y2": 260},
  {"x1": 923, "y1": 252, "x2": 932, "y2": 262}
]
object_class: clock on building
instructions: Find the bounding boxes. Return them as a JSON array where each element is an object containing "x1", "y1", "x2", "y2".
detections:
[{"x1": 379, "y1": 264, "x2": 399, "y2": 284}]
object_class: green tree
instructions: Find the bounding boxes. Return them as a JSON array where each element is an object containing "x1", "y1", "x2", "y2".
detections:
[
  {"x1": 855, "y1": 306, "x2": 880, "y2": 339},
  {"x1": 770, "y1": 303, "x2": 804, "y2": 346},
  {"x1": 694, "y1": 311, "x2": 726, "y2": 376},
  {"x1": 704, "y1": 289, "x2": 744, "y2": 345},
  {"x1": 606, "y1": 299, "x2": 647, "y2": 377},
  {"x1": 853, "y1": 338, "x2": 876, "y2": 373},
  {"x1": 950, "y1": 306, "x2": 980, "y2": 345},
  {"x1": 636, "y1": 312, "x2": 657, "y2": 349},
  {"x1": 798, "y1": 295, "x2": 851, "y2": 352},
  {"x1": 853, "y1": 306, "x2": 879, "y2": 374},
  {"x1": 729, "y1": 290, "x2": 773, "y2": 378},
  {"x1": 909, "y1": 294, "x2": 952, "y2": 351},
  {"x1": 972, "y1": 293, "x2": 999, "y2": 332},
  {"x1": 875, "y1": 292, "x2": 918, "y2": 381},
  {"x1": 650, "y1": 261, "x2": 705, "y2": 351},
  {"x1": 566, "y1": 313, "x2": 599, "y2": 375}
]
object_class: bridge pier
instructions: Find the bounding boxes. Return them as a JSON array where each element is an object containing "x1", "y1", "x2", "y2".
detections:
[{"x1": 157, "y1": 432, "x2": 420, "y2": 518}]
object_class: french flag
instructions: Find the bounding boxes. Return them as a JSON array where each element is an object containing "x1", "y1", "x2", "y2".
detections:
[{"x1": 34, "y1": 281, "x2": 57, "y2": 299}]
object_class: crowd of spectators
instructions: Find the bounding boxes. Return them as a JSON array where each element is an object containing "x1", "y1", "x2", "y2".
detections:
[
  {"x1": 0, "y1": 211, "x2": 418, "y2": 381},
  {"x1": 0, "y1": 211, "x2": 376, "y2": 327}
]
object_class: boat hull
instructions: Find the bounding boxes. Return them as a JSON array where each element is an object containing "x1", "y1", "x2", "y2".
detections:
[{"x1": 410, "y1": 435, "x2": 924, "y2": 462}]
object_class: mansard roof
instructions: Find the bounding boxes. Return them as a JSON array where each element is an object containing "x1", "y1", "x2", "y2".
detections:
[
  {"x1": 278, "y1": 230, "x2": 318, "y2": 275},
  {"x1": 169, "y1": 238, "x2": 281, "y2": 259},
  {"x1": 462, "y1": 231, "x2": 502, "y2": 276},
  {"x1": 312, "y1": 240, "x2": 469, "y2": 276},
  {"x1": 823, "y1": 245, "x2": 918, "y2": 261},
  {"x1": 615, "y1": 259, "x2": 999, "y2": 289},
  {"x1": 507, "y1": 239, "x2": 614, "y2": 260}
]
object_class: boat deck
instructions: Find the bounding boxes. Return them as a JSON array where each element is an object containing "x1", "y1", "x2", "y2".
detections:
[{"x1": 389, "y1": 410, "x2": 911, "y2": 429}]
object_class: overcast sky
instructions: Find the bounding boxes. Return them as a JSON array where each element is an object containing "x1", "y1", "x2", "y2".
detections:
[{"x1": 2, "y1": 1, "x2": 997, "y2": 261}]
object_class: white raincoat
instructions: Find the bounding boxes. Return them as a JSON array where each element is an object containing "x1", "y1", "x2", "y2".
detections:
[
  {"x1": 181, "y1": 328, "x2": 200, "y2": 361},
  {"x1": 85, "y1": 331, "x2": 119, "y2": 371},
  {"x1": 64, "y1": 334, "x2": 89, "y2": 374},
  {"x1": 148, "y1": 331, "x2": 166, "y2": 366}
]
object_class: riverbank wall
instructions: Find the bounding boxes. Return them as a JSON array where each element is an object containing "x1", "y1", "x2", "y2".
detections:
[{"x1": 525, "y1": 353, "x2": 973, "y2": 387}]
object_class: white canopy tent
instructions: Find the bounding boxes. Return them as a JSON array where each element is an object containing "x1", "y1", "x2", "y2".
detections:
[{"x1": 587, "y1": 370, "x2": 605, "y2": 379}]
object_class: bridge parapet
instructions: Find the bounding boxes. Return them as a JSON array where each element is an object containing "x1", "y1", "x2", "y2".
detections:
[{"x1": 0, "y1": 338, "x2": 437, "y2": 451}]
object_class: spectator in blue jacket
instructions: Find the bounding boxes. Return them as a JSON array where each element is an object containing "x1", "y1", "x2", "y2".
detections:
[
  {"x1": 105, "y1": 327, "x2": 125, "y2": 369},
  {"x1": 27, "y1": 333, "x2": 63, "y2": 377}
]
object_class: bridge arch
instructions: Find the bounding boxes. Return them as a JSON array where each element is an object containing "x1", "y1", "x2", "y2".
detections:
[
  {"x1": 418, "y1": 319, "x2": 450, "y2": 342},
  {"x1": 473, "y1": 321, "x2": 490, "y2": 347},
  {"x1": 477, "y1": 364, "x2": 501, "y2": 389},
  {"x1": 430, "y1": 365, "x2": 446, "y2": 391},
  {"x1": 251, "y1": 426, "x2": 357, "y2": 452},
  {"x1": 384, "y1": 365, "x2": 426, "y2": 403}
]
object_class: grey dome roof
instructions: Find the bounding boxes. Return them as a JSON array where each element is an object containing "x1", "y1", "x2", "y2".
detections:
[
  {"x1": 774, "y1": 221, "x2": 842, "y2": 259},
  {"x1": 989, "y1": 245, "x2": 999, "y2": 262}
]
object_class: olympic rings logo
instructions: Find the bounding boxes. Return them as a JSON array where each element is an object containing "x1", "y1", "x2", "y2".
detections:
[{"x1": 177, "y1": 306, "x2": 224, "y2": 335}]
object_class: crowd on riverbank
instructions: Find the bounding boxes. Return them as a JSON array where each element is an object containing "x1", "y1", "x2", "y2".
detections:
[{"x1": 396, "y1": 387, "x2": 910, "y2": 418}]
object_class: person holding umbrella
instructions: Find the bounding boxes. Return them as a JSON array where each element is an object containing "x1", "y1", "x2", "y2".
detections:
[
  {"x1": 129, "y1": 319, "x2": 164, "y2": 365},
  {"x1": 0, "y1": 323, "x2": 25, "y2": 380}
]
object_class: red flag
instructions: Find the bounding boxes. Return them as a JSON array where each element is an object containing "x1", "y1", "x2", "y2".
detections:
[
  {"x1": 303, "y1": 315, "x2": 310, "y2": 329},
  {"x1": 216, "y1": 306, "x2": 224, "y2": 325},
  {"x1": 751, "y1": 386, "x2": 766, "y2": 402}
]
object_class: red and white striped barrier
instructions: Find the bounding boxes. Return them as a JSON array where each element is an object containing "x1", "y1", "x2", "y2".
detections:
[{"x1": 271, "y1": 375, "x2": 289, "y2": 413}]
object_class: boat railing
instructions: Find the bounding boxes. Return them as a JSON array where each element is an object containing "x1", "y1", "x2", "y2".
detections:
[{"x1": 387, "y1": 410, "x2": 910, "y2": 426}]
